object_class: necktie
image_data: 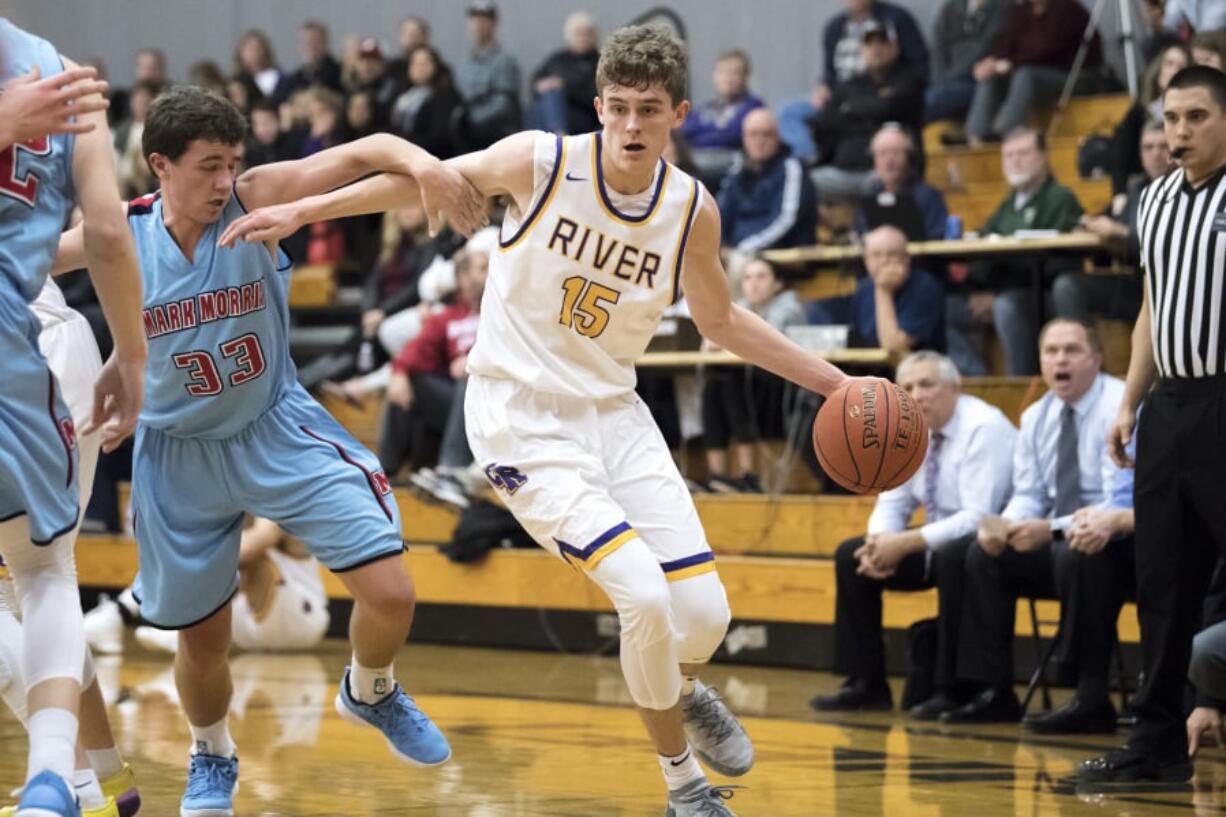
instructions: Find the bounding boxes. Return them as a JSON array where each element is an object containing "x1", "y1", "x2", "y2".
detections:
[
  {"x1": 924, "y1": 431, "x2": 944, "y2": 521},
  {"x1": 1055, "y1": 404, "x2": 1080, "y2": 517}
]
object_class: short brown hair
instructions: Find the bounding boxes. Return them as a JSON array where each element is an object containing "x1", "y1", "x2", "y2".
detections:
[
  {"x1": 1039, "y1": 317, "x2": 1102, "y2": 355},
  {"x1": 596, "y1": 25, "x2": 688, "y2": 107},
  {"x1": 716, "y1": 48, "x2": 751, "y2": 76}
]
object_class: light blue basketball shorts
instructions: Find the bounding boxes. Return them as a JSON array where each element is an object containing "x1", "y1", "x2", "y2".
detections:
[
  {"x1": 131, "y1": 385, "x2": 403, "y2": 628},
  {"x1": 0, "y1": 290, "x2": 78, "y2": 545}
]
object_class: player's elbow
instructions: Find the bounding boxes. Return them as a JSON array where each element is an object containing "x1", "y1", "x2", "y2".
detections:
[{"x1": 81, "y1": 213, "x2": 133, "y2": 261}]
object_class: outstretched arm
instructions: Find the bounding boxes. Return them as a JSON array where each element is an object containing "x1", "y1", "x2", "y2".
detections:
[
  {"x1": 219, "y1": 131, "x2": 540, "y2": 248},
  {"x1": 234, "y1": 133, "x2": 487, "y2": 238},
  {"x1": 65, "y1": 56, "x2": 146, "y2": 452},
  {"x1": 682, "y1": 196, "x2": 849, "y2": 396}
]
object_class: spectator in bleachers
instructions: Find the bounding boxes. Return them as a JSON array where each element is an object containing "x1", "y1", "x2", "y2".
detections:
[
  {"x1": 809, "y1": 225, "x2": 945, "y2": 354},
  {"x1": 390, "y1": 45, "x2": 463, "y2": 160},
  {"x1": 528, "y1": 12, "x2": 600, "y2": 136},
  {"x1": 926, "y1": 0, "x2": 1011, "y2": 125},
  {"x1": 1110, "y1": 44, "x2": 1190, "y2": 209},
  {"x1": 1141, "y1": 0, "x2": 1185, "y2": 63},
  {"x1": 946, "y1": 319, "x2": 1133, "y2": 733},
  {"x1": 1192, "y1": 29, "x2": 1226, "y2": 69},
  {"x1": 945, "y1": 127, "x2": 1083, "y2": 376},
  {"x1": 346, "y1": 90, "x2": 385, "y2": 139},
  {"x1": 381, "y1": 243, "x2": 488, "y2": 496},
  {"x1": 700, "y1": 258, "x2": 806, "y2": 494},
  {"x1": 679, "y1": 49, "x2": 765, "y2": 187},
  {"x1": 854, "y1": 124, "x2": 948, "y2": 245},
  {"x1": 301, "y1": 85, "x2": 349, "y2": 155},
  {"x1": 1165, "y1": 0, "x2": 1226, "y2": 37},
  {"x1": 779, "y1": 0, "x2": 928, "y2": 163},
  {"x1": 245, "y1": 99, "x2": 301, "y2": 168},
  {"x1": 965, "y1": 0, "x2": 1099, "y2": 147},
  {"x1": 717, "y1": 108, "x2": 817, "y2": 254},
  {"x1": 282, "y1": 20, "x2": 344, "y2": 98},
  {"x1": 664, "y1": 130, "x2": 700, "y2": 178},
  {"x1": 348, "y1": 38, "x2": 400, "y2": 121},
  {"x1": 455, "y1": 0, "x2": 522, "y2": 150},
  {"x1": 110, "y1": 47, "x2": 167, "y2": 125},
  {"x1": 233, "y1": 29, "x2": 286, "y2": 104},
  {"x1": 810, "y1": 351, "x2": 1015, "y2": 716},
  {"x1": 112, "y1": 79, "x2": 161, "y2": 199},
  {"x1": 1065, "y1": 120, "x2": 1169, "y2": 321},
  {"x1": 187, "y1": 60, "x2": 226, "y2": 96},
  {"x1": 387, "y1": 16, "x2": 432, "y2": 97},
  {"x1": 810, "y1": 21, "x2": 925, "y2": 202}
]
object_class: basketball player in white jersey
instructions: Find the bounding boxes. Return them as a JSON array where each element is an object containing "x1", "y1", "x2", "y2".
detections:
[{"x1": 221, "y1": 25, "x2": 857, "y2": 816}]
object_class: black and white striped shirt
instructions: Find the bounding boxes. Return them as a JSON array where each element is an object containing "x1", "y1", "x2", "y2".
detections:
[{"x1": 1137, "y1": 165, "x2": 1226, "y2": 378}]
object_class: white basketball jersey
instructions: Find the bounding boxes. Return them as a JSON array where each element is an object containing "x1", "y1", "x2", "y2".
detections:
[{"x1": 467, "y1": 131, "x2": 703, "y2": 399}]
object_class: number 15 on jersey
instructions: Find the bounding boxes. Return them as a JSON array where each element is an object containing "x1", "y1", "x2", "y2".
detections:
[{"x1": 559, "y1": 275, "x2": 621, "y2": 339}]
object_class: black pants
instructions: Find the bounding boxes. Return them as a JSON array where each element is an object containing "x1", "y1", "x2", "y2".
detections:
[
  {"x1": 833, "y1": 533, "x2": 973, "y2": 689},
  {"x1": 959, "y1": 536, "x2": 1134, "y2": 693},
  {"x1": 1131, "y1": 376, "x2": 1226, "y2": 753},
  {"x1": 377, "y1": 373, "x2": 457, "y2": 475},
  {"x1": 701, "y1": 367, "x2": 787, "y2": 449}
]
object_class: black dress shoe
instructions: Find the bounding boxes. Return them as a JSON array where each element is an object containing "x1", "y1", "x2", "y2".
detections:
[
  {"x1": 910, "y1": 691, "x2": 961, "y2": 721},
  {"x1": 809, "y1": 679, "x2": 892, "y2": 712},
  {"x1": 1023, "y1": 698, "x2": 1117, "y2": 735},
  {"x1": 939, "y1": 688, "x2": 1022, "y2": 724},
  {"x1": 1076, "y1": 745, "x2": 1193, "y2": 782}
]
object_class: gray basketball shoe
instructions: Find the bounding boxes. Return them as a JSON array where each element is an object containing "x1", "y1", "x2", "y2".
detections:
[
  {"x1": 664, "y1": 780, "x2": 740, "y2": 816},
  {"x1": 682, "y1": 681, "x2": 754, "y2": 776}
]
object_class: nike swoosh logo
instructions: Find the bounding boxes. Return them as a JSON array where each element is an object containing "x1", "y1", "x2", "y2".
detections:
[
  {"x1": 565, "y1": 171, "x2": 587, "y2": 182},
  {"x1": 669, "y1": 751, "x2": 692, "y2": 767}
]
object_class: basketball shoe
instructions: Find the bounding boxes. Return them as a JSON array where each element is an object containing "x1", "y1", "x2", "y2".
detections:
[
  {"x1": 83, "y1": 596, "x2": 123, "y2": 656},
  {"x1": 3, "y1": 783, "x2": 122, "y2": 816},
  {"x1": 98, "y1": 764, "x2": 139, "y2": 817},
  {"x1": 663, "y1": 780, "x2": 740, "y2": 816},
  {"x1": 10, "y1": 770, "x2": 79, "y2": 817},
  {"x1": 179, "y1": 754, "x2": 237, "y2": 817},
  {"x1": 334, "y1": 667, "x2": 451, "y2": 765},
  {"x1": 682, "y1": 681, "x2": 754, "y2": 777}
]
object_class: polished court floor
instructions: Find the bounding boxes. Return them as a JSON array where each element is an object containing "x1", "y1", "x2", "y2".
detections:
[{"x1": 0, "y1": 639, "x2": 1223, "y2": 816}]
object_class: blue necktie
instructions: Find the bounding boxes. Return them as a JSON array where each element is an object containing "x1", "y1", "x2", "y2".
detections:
[
  {"x1": 924, "y1": 431, "x2": 944, "y2": 521},
  {"x1": 1055, "y1": 404, "x2": 1080, "y2": 517}
]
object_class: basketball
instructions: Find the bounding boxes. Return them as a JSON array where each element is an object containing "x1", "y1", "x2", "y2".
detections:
[{"x1": 813, "y1": 379, "x2": 928, "y2": 494}]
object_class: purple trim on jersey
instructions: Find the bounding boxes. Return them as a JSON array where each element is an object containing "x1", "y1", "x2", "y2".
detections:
[
  {"x1": 553, "y1": 520, "x2": 632, "y2": 563},
  {"x1": 47, "y1": 371, "x2": 72, "y2": 489},
  {"x1": 594, "y1": 133, "x2": 667, "y2": 223},
  {"x1": 672, "y1": 180, "x2": 702, "y2": 304},
  {"x1": 660, "y1": 551, "x2": 715, "y2": 574},
  {"x1": 298, "y1": 425, "x2": 394, "y2": 523},
  {"x1": 499, "y1": 135, "x2": 564, "y2": 249}
]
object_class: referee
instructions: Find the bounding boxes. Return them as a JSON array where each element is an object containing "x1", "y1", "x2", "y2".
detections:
[{"x1": 1079, "y1": 65, "x2": 1226, "y2": 783}]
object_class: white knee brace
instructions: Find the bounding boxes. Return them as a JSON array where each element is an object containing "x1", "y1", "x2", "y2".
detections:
[
  {"x1": 669, "y1": 571, "x2": 732, "y2": 665},
  {"x1": 588, "y1": 539, "x2": 682, "y2": 710}
]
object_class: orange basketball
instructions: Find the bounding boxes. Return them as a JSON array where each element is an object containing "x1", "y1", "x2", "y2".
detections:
[{"x1": 813, "y1": 379, "x2": 928, "y2": 494}]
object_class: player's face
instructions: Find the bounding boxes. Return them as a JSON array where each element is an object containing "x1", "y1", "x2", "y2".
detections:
[
  {"x1": 1039, "y1": 322, "x2": 1101, "y2": 404},
  {"x1": 899, "y1": 360, "x2": 958, "y2": 430},
  {"x1": 595, "y1": 85, "x2": 688, "y2": 177},
  {"x1": 156, "y1": 139, "x2": 242, "y2": 225}
]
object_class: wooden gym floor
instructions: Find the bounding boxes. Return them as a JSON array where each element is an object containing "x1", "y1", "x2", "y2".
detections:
[{"x1": 0, "y1": 639, "x2": 1220, "y2": 816}]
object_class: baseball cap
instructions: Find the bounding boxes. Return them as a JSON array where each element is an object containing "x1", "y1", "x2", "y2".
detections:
[{"x1": 358, "y1": 38, "x2": 383, "y2": 58}]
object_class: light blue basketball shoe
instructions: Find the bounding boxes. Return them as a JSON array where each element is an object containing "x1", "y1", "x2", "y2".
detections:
[
  {"x1": 179, "y1": 753, "x2": 238, "y2": 817},
  {"x1": 16, "y1": 770, "x2": 79, "y2": 817},
  {"x1": 334, "y1": 667, "x2": 451, "y2": 765}
]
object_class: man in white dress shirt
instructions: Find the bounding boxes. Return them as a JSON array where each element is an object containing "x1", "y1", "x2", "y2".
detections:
[
  {"x1": 945, "y1": 318, "x2": 1132, "y2": 733},
  {"x1": 810, "y1": 351, "x2": 1016, "y2": 719}
]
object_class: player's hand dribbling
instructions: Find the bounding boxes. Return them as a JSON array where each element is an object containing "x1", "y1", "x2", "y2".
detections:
[
  {"x1": 217, "y1": 200, "x2": 306, "y2": 248},
  {"x1": 413, "y1": 159, "x2": 487, "y2": 238},
  {"x1": 1108, "y1": 405, "x2": 1137, "y2": 468},
  {"x1": 84, "y1": 352, "x2": 145, "y2": 453},
  {"x1": 0, "y1": 66, "x2": 110, "y2": 145}
]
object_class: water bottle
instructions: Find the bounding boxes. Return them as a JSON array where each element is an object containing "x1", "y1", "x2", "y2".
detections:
[{"x1": 945, "y1": 215, "x2": 963, "y2": 240}]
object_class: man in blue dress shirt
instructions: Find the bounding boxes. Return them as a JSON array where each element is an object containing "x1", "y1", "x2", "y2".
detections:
[
  {"x1": 810, "y1": 351, "x2": 1015, "y2": 718},
  {"x1": 945, "y1": 317, "x2": 1133, "y2": 733}
]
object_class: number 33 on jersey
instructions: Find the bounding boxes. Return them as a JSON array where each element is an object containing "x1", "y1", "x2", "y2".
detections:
[{"x1": 467, "y1": 131, "x2": 703, "y2": 400}]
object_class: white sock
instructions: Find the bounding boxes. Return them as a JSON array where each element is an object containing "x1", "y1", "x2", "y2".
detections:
[
  {"x1": 659, "y1": 745, "x2": 705, "y2": 792},
  {"x1": 73, "y1": 768, "x2": 106, "y2": 810},
  {"x1": 681, "y1": 675, "x2": 698, "y2": 697},
  {"x1": 349, "y1": 658, "x2": 395, "y2": 704},
  {"x1": 27, "y1": 708, "x2": 79, "y2": 784},
  {"x1": 85, "y1": 747, "x2": 124, "y2": 779},
  {"x1": 188, "y1": 717, "x2": 235, "y2": 758}
]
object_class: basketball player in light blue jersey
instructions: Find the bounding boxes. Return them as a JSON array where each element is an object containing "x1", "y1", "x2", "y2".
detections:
[
  {"x1": 0, "y1": 18, "x2": 146, "y2": 817},
  {"x1": 221, "y1": 25, "x2": 872, "y2": 817},
  {"x1": 53, "y1": 85, "x2": 485, "y2": 817}
]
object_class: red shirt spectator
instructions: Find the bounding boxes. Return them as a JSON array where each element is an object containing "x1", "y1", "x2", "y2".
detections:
[{"x1": 391, "y1": 303, "x2": 479, "y2": 377}]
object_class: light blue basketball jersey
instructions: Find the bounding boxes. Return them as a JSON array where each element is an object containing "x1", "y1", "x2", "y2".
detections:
[
  {"x1": 0, "y1": 18, "x2": 75, "y2": 304},
  {"x1": 129, "y1": 191, "x2": 297, "y2": 438}
]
